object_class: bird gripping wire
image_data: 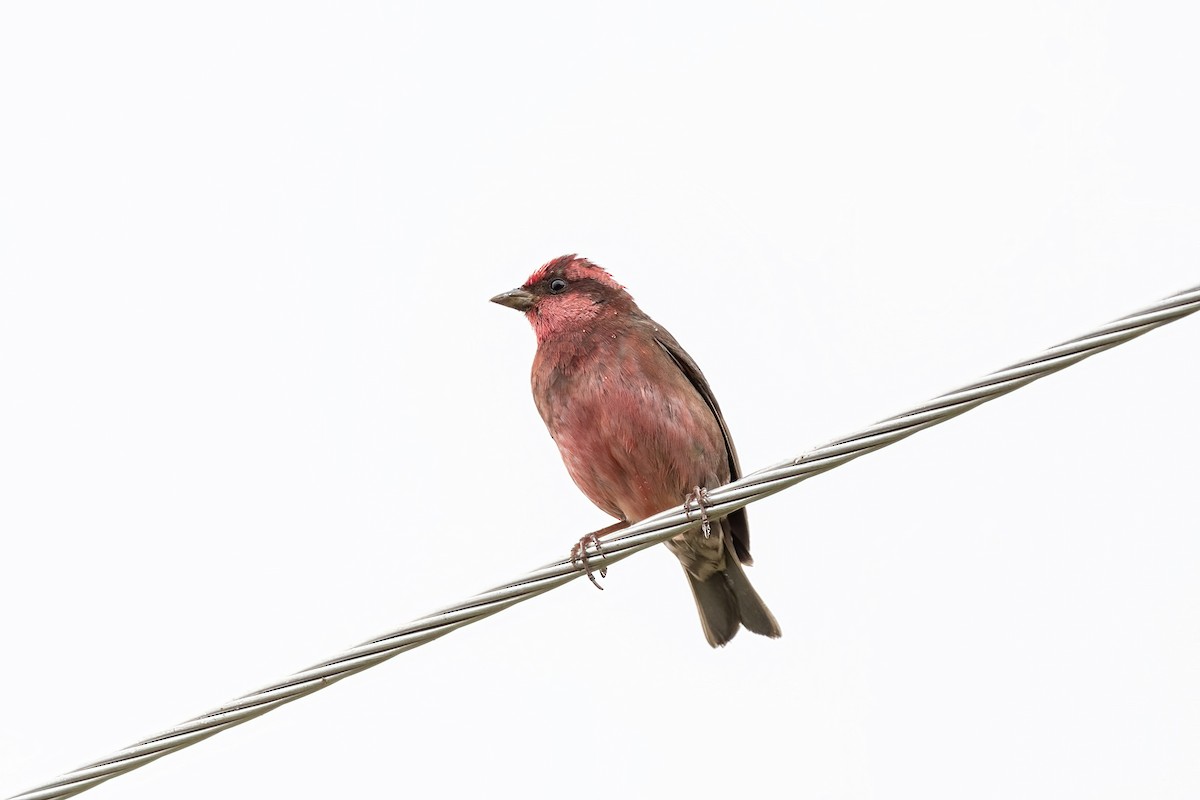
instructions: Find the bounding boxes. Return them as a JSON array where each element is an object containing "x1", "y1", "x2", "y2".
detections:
[{"x1": 8, "y1": 283, "x2": 1200, "y2": 800}]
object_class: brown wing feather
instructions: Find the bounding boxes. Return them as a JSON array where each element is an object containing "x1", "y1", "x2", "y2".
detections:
[{"x1": 651, "y1": 326, "x2": 753, "y2": 565}]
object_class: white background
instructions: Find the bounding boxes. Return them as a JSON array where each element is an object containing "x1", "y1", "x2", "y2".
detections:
[{"x1": 2, "y1": 2, "x2": 1198, "y2": 799}]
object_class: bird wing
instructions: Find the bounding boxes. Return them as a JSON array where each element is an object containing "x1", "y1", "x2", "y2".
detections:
[{"x1": 652, "y1": 326, "x2": 754, "y2": 565}]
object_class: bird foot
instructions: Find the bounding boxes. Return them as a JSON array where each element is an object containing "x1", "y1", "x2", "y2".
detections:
[
  {"x1": 568, "y1": 520, "x2": 630, "y2": 590},
  {"x1": 570, "y1": 533, "x2": 608, "y2": 590},
  {"x1": 684, "y1": 486, "x2": 712, "y2": 538}
]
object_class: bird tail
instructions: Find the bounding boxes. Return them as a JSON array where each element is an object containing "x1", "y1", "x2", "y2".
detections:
[{"x1": 684, "y1": 554, "x2": 782, "y2": 648}]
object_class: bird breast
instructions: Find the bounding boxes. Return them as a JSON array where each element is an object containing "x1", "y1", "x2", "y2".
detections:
[{"x1": 531, "y1": 328, "x2": 728, "y2": 523}]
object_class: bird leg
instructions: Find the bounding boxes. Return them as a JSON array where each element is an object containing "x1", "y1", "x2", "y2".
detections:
[
  {"x1": 570, "y1": 520, "x2": 630, "y2": 590},
  {"x1": 684, "y1": 486, "x2": 712, "y2": 538}
]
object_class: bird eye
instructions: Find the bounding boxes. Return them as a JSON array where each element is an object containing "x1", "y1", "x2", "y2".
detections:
[{"x1": 549, "y1": 278, "x2": 568, "y2": 294}]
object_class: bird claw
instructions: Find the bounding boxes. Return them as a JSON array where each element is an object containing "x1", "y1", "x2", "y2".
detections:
[
  {"x1": 684, "y1": 486, "x2": 712, "y2": 538},
  {"x1": 570, "y1": 533, "x2": 608, "y2": 590}
]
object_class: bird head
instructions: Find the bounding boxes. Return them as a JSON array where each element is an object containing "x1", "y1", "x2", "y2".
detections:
[{"x1": 491, "y1": 255, "x2": 632, "y2": 341}]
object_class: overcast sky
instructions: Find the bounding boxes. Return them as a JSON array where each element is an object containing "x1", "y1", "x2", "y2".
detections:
[{"x1": 2, "y1": 3, "x2": 1198, "y2": 799}]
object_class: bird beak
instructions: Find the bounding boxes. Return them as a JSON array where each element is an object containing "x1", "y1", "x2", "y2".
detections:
[{"x1": 490, "y1": 288, "x2": 536, "y2": 312}]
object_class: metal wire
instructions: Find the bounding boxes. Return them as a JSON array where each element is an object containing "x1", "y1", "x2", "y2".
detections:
[{"x1": 9, "y1": 284, "x2": 1199, "y2": 800}]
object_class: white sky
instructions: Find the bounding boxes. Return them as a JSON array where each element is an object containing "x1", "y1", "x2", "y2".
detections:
[{"x1": 2, "y1": 2, "x2": 1198, "y2": 799}]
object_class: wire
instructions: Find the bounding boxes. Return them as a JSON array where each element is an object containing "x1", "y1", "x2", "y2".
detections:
[{"x1": 9, "y1": 284, "x2": 1199, "y2": 800}]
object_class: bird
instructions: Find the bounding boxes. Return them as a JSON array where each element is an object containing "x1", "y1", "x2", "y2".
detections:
[{"x1": 491, "y1": 254, "x2": 781, "y2": 647}]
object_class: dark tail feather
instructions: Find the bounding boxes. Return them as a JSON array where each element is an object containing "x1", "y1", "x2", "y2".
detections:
[
  {"x1": 684, "y1": 558, "x2": 782, "y2": 648},
  {"x1": 723, "y1": 554, "x2": 782, "y2": 639},
  {"x1": 686, "y1": 571, "x2": 740, "y2": 647}
]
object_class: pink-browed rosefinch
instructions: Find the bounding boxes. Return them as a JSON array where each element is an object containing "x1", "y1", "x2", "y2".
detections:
[{"x1": 492, "y1": 255, "x2": 781, "y2": 647}]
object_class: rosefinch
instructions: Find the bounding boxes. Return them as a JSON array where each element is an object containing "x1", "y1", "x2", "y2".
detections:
[{"x1": 492, "y1": 255, "x2": 781, "y2": 647}]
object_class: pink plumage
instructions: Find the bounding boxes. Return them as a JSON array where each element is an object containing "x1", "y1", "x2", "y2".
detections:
[{"x1": 492, "y1": 255, "x2": 781, "y2": 647}]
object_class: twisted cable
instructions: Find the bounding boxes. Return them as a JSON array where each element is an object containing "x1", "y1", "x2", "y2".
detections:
[{"x1": 10, "y1": 283, "x2": 1199, "y2": 800}]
